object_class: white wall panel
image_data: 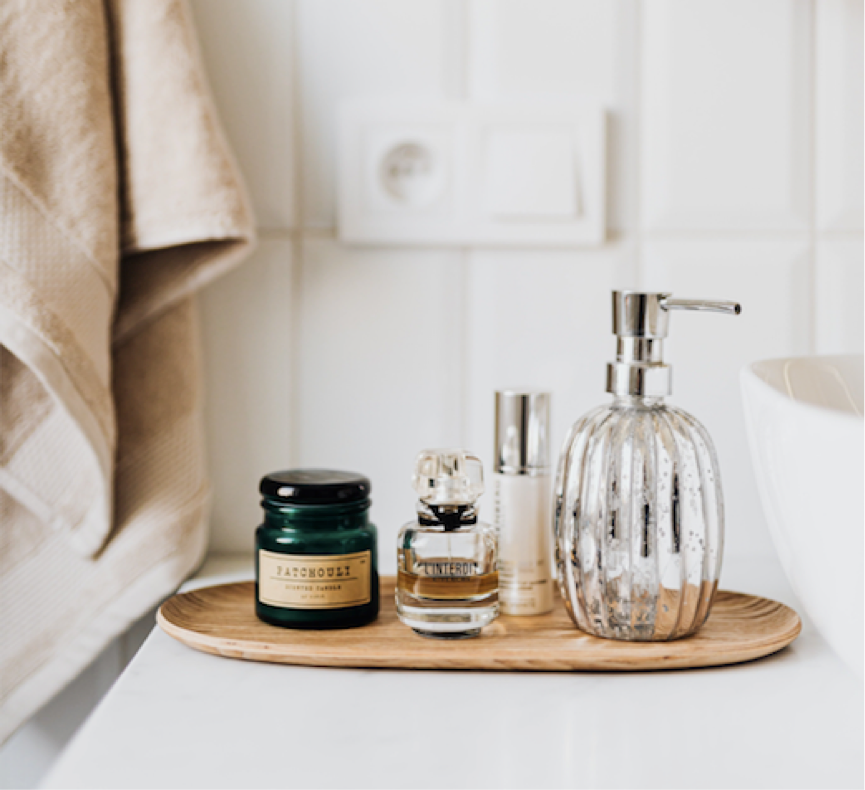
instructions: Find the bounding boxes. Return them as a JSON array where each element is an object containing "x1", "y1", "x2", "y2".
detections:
[
  {"x1": 469, "y1": 0, "x2": 622, "y2": 101},
  {"x1": 297, "y1": 239, "x2": 463, "y2": 572},
  {"x1": 816, "y1": 238, "x2": 865, "y2": 354},
  {"x1": 191, "y1": 0, "x2": 296, "y2": 230},
  {"x1": 816, "y1": 0, "x2": 865, "y2": 231},
  {"x1": 200, "y1": 239, "x2": 295, "y2": 553},
  {"x1": 298, "y1": 0, "x2": 451, "y2": 229},
  {"x1": 642, "y1": 239, "x2": 811, "y2": 560},
  {"x1": 465, "y1": 244, "x2": 635, "y2": 481},
  {"x1": 641, "y1": 0, "x2": 811, "y2": 231},
  {"x1": 469, "y1": 0, "x2": 639, "y2": 231}
]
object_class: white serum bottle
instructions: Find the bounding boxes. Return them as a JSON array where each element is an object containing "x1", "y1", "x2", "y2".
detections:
[{"x1": 492, "y1": 390, "x2": 553, "y2": 616}]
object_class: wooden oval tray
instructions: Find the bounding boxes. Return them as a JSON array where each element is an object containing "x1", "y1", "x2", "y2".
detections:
[{"x1": 158, "y1": 578, "x2": 800, "y2": 671}]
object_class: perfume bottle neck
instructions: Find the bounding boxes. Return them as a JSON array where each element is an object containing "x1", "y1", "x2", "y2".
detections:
[{"x1": 417, "y1": 502, "x2": 478, "y2": 530}]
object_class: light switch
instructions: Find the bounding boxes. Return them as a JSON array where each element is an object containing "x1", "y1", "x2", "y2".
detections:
[{"x1": 483, "y1": 128, "x2": 580, "y2": 218}]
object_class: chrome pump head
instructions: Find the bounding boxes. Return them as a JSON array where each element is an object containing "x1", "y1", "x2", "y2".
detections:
[{"x1": 606, "y1": 291, "x2": 741, "y2": 399}]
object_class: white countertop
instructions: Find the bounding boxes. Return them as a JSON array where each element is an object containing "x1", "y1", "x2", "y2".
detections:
[{"x1": 44, "y1": 554, "x2": 863, "y2": 790}]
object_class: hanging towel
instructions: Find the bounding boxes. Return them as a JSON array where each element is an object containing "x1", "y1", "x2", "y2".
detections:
[{"x1": 0, "y1": 0, "x2": 255, "y2": 742}]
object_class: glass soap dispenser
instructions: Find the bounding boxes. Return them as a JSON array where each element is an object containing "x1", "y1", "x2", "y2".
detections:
[
  {"x1": 555, "y1": 291, "x2": 741, "y2": 641},
  {"x1": 396, "y1": 449, "x2": 499, "y2": 638}
]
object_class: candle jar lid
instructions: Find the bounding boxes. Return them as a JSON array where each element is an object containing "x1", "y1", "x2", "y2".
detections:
[{"x1": 260, "y1": 469, "x2": 371, "y2": 506}]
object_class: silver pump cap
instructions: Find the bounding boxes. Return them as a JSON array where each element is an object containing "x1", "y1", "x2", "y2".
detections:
[
  {"x1": 494, "y1": 389, "x2": 551, "y2": 476},
  {"x1": 606, "y1": 291, "x2": 741, "y2": 398}
]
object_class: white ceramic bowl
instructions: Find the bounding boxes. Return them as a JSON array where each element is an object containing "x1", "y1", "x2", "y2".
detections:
[{"x1": 741, "y1": 355, "x2": 863, "y2": 674}]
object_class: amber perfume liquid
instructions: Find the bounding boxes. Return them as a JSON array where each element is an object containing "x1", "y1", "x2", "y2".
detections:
[{"x1": 397, "y1": 567, "x2": 499, "y2": 600}]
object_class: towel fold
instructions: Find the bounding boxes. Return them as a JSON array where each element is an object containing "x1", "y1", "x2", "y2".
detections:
[{"x1": 0, "y1": 0, "x2": 254, "y2": 742}]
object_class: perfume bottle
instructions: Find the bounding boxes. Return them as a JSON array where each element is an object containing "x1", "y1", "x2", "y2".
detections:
[
  {"x1": 493, "y1": 390, "x2": 553, "y2": 615},
  {"x1": 396, "y1": 449, "x2": 498, "y2": 638},
  {"x1": 555, "y1": 291, "x2": 740, "y2": 641}
]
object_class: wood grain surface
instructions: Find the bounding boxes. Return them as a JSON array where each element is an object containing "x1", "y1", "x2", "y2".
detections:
[{"x1": 157, "y1": 578, "x2": 801, "y2": 671}]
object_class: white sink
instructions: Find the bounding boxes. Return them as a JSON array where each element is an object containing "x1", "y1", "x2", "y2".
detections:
[{"x1": 741, "y1": 355, "x2": 863, "y2": 674}]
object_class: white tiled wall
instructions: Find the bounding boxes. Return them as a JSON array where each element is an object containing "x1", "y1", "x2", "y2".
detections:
[
  {"x1": 6, "y1": 3, "x2": 861, "y2": 782},
  {"x1": 193, "y1": 0, "x2": 297, "y2": 229},
  {"x1": 297, "y1": 239, "x2": 465, "y2": 532},
  {"x1": 816, "y1": 238, "x2": 865, "y2": 354},
  {"x1": 816, "y1": 0, "x2": 864, "y2": 232},
  {"x1": 189, "y1": 0, "x2": 863, "y2": 570},
  {"x1": 641, "y1": 0, "x2": 812, "y2": 231}
]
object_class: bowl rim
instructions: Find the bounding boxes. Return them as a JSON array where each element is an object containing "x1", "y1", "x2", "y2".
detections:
[{"x1": 741, "y1": 353, "x2": 863, "y2": 421}]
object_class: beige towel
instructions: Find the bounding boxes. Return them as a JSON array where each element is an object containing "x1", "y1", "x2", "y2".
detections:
[{"x1": 0, "y1": 0, "x2": 254, "y2": 741}]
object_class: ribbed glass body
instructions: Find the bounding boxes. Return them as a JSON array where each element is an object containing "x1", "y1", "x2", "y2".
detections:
[
  {"x1": 256, "y1": 499, "x2": 379, "y2": 629},
  {"x1": 554, "y1": 395, "x2": 724, "y2": 641}
]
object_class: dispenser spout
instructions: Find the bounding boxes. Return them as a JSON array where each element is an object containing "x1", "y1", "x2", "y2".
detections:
[{"x1": 661, "y1": 298, "x2": 741, "y2": 316}]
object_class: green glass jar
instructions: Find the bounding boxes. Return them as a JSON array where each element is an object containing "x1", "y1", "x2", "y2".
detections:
[{"x1": 255, "y1": 470, "x2": 379, "y2": 629}]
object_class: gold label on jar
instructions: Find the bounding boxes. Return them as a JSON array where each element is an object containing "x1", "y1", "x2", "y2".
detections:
[{"x1": 258, "y1": 550, "x2": 371, "y2": 609}]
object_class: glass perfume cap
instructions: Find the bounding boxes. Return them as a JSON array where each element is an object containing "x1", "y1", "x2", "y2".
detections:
[{"x1": 412, "y1": 449, "x2": 484, "y2": 506}]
